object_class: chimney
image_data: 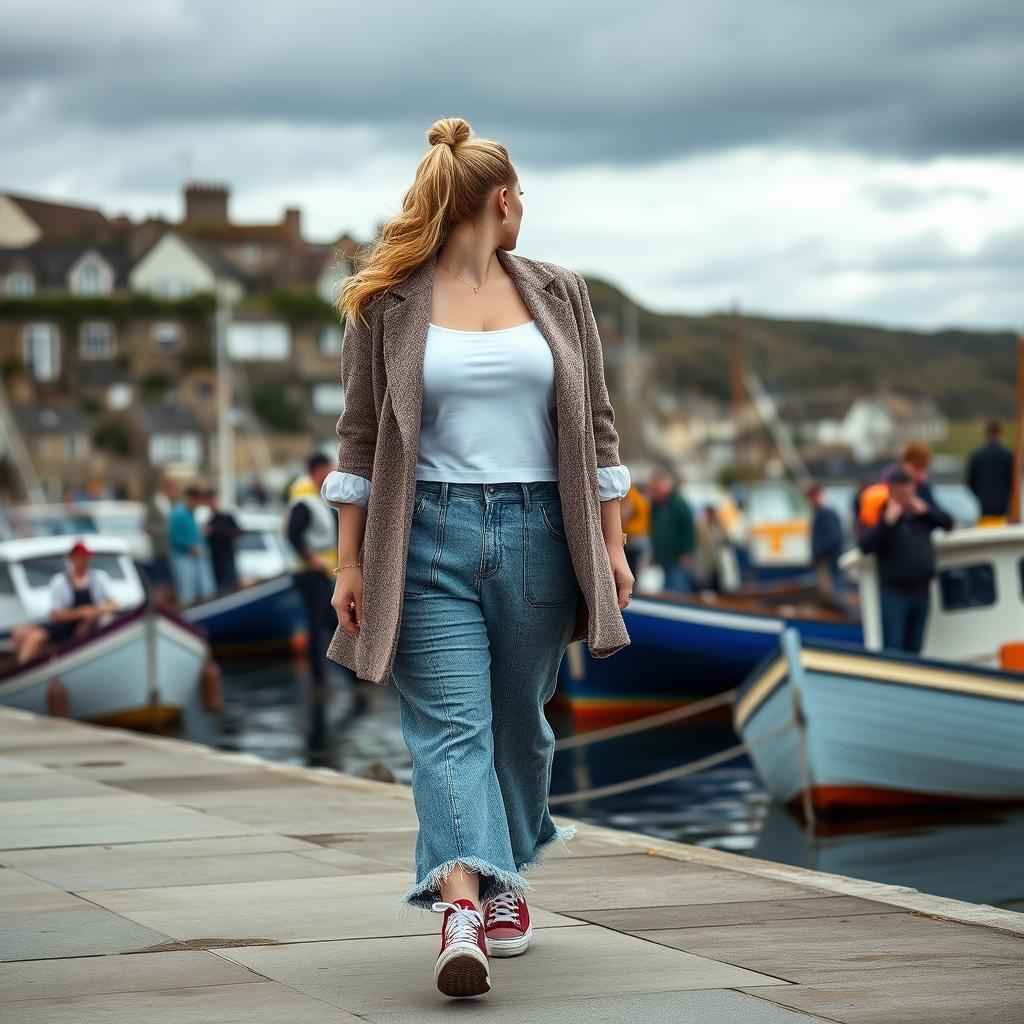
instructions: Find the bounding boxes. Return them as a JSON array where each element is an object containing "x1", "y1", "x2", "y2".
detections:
[
  {"x1": 283, "y1": 206, "x2": 301, "y2": 242},
  {"x1": 184, "y1": 182, "x2": 230, "y2": 225}
]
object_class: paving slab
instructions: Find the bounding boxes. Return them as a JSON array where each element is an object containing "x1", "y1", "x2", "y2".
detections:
[
  {"x1": 0, "y1": 740, "x2": 258, "y2": 780},
  {"x1": 569, "y1": 895, "x2": 905, "y2": 931},
  {"x1": 639, "y1": 911, "x2": 1024, "y2": 983},
  {"x1": 0, "y1": 949, "x2": 256, "y2": 1001},
  {"x1": 0, "y1": 793, "x2": 260, "y2": 850},
  {"x1": 80, "y1": 872, "x2": 584, "y2": 943},
  {"x1": 213, "y1": 925, "x2": 785, "y2": 1016},
  {"x1": 0, "y1": 902, "x2": 172, "y2": 962},
  {"x1": 0, "y1": 981, "x2": 365, "y2": 1023},
  {"x1": 525, "y1": 852, "x2": 832, "y2": 911},
  {"x1": 740, "y1": 966, "x2": 1024, "y2": 1024},
  {"x1": 190, "y1": 796, "x2": 420, "y2": 832},
  {"x1": 9, "y1": 849, "x2": 382, "y2": 891},
  {"x1": 361, "y1": 987, "x2": 824, "y2": 1023}
]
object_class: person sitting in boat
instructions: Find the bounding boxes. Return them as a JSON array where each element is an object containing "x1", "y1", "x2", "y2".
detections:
[
  {"x1": 857, "y1": 468, "x2": 953, "y2": 654},
  {"x1": 10, "y1": 540, "x2": 118, "y2": 664}
]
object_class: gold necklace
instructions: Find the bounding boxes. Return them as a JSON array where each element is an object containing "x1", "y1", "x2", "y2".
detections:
[{"x1": 440, "y1": 259, "x2": 491, "y2": 294}]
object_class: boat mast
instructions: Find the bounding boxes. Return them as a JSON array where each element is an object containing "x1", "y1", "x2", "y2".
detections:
[{"x1": 214, "y1": 286, "x2": 236, "y2": 507}]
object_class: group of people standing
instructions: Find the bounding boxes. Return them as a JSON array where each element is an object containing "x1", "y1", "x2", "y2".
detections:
[
  {"x1": 619, "y1": 466, "x2": 730, "y2": 596},
  {"x1": 807, "y1": 421, "x2": 1016, "y2": 656},
  {"x1": 144, "y1": 478, "x2": 243, "y2": 606}
]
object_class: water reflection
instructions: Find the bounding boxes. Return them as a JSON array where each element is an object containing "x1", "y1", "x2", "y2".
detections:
[{"x1": 200, "y1": 656, "x2": 1022, "y2": 914}]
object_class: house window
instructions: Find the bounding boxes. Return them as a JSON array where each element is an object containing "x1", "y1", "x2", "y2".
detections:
[
  {"x1": 22, "y1": 323, "x2": 60, "y2": 381},
  {"x1": 107, "y1": 383, "x2": 133, "y2": 409},
  {"x1": 317, "y1": 324, "x2": 343, "y2": 356},
  {"x1": 152, "y1": 277, "x2": 192, "y2": 299},
  {"x1": 312, "y1": 383, "x2": 343, "y2": 414},
  {"x1": 242, "y1": 243, "x2": 261, "y2": 263},
  {"x1": 70, "y1": 255, "x2": 113, "y2": 296},
  {"x1": 4, "y1": 272, "x2": 34, "y2": 297},
  {"x1": 153, "y1": 322, "x2": 182, "y2": 350},
  {"x1": 226, "y1": 322, "x2": 291, "y2": 360},
  {"x1": 149, "y1": 433, "x2": 202, "y2": 466},
  {"x1": 193, "y1": 380, "x2": 214, "y2": 400},
  {"x1": 939, "y1": 562, "x2": 996, "y2": 611},
  {"x1": 80, "y1": 321, "x2": 116, "y2": 360}
]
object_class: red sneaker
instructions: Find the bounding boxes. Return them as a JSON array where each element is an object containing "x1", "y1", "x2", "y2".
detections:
[
  {"x1": 431, "y1": 898, "x2": 490, "y2": 997},
  {"x1": 482, "y1": 890, "x2": 533, "y2": 957}
]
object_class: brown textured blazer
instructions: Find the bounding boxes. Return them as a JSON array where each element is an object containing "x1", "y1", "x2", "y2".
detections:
[{"x1": 325, "y1": 246, "x2": 631, "y2": 684}]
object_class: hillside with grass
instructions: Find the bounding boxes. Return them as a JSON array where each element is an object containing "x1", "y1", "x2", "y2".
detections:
[{"x1": 585, "y1": 277, "x2": 1018, "y2": 419}]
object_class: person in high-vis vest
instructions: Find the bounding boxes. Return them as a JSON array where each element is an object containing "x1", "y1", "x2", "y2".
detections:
[{"x1": 286, "y1": 453, "x2": 339, "y2": 700}]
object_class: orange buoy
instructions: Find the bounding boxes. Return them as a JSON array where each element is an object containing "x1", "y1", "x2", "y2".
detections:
[{"x1": 999, "y1": 643, "x2": 1024, "y2": 673}]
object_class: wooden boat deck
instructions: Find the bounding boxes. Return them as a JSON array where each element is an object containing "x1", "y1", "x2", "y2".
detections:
[{"x1": 1, "y1": 706, "x2": 1021, "y2": 1023}]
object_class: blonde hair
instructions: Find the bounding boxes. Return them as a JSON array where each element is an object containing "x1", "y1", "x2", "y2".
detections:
[{"x1": 338, "y1": 117, "x2": 516, "y2": 325}]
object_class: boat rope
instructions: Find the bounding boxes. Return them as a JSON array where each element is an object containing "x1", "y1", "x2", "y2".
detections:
[
  {"x1": 547, "y1": 717, "x2": 795, "y2": 806},
  {"x1": 551, "y1": 689, "x2": 738, "y2": 752}
]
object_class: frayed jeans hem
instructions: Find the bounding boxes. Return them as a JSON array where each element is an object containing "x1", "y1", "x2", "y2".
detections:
[
  {"x1": 395, "y1": 856, "x2": 532, "y2": 913},
  {"x1": 517, "y1": 821, "x2": 577, "y2": 873}
]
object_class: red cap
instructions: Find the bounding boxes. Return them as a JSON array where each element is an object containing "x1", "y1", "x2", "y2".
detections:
[{"x1": 69, "y1": 539, "x2": 94, "y2": 557}]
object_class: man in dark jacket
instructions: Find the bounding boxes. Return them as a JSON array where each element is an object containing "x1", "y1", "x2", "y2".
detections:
[
  {"x1": 806, "y1": 479, "x2": 845, "y2": 609},
  {"x1": 967, "y1": 420, "x2": 1013, "y2": 520},
  {"x1": 648, "y1": 467, "x2": 695, "y2": 593},
  {"x1": 858, "y1": 467, "x2": 954, "y2": 654}
]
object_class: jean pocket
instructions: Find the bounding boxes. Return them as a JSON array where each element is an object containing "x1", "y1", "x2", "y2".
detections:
[
  {"x1": 404, "y1": 497, "x2": 440, "y2": 597},
  {"x1": 539, "y1": 500, "x2": 567, "y2": 542},
  {"x1": 525, "y1": 503, "x2": 578, "y2": 607}
]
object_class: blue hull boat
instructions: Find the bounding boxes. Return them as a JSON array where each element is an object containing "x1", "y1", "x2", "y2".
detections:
[
  {"x1": 182, "y1": 574, "x2": 304, "y2": 658},
  {"x1": 559, "y1": 591, "x2": 861, "y2": 730}
]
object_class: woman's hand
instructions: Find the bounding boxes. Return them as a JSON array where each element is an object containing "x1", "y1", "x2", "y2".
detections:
[
  {"x1": 607, "y1": 544, "x2": 635, "y2": 611},
  {"x1": 332, "y1": 567, "x2": 363, "y2": 636}
]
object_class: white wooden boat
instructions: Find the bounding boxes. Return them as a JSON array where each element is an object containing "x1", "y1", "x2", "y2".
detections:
[
  {"x1": 0, "y1": 604, "x2": 216, "y2": 737},
  {"x1": 733, "y1": 524, "x2": 1024, "y2": 813}
]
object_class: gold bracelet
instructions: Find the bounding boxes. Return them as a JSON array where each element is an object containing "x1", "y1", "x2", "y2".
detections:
[{"x1": 333, "y1": 562, "x2": 362, "y2": 574}]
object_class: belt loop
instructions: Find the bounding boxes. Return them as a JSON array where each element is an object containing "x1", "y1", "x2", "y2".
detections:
[
  {"x1": 521, "y1": 482, "x2": 531, "y2": 512},
  {"x1": 441, "y1": 481, "x2": 449, "y2": 508}
]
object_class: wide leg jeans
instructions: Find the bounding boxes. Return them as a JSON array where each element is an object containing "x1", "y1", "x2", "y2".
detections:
[{"x1": 390, "y1": 480, "x2": 581, "y2": 910}]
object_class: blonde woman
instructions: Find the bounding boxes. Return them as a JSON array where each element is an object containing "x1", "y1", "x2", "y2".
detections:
[{"x1": 322, "y1": 117, "x2": 633, "y2": 998}]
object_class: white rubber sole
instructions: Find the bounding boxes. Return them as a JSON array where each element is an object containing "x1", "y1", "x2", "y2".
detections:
[
  {"x1": 434, "y1": 943, "x2": 491, "y2": 997},
  {"x1": 485, "y1": 922, "x2": 533, "y2": 957}
]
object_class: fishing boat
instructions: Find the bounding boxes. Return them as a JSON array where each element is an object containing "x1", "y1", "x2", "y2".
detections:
[
  {"x1": 182, "y1": 572, "x2": 304, "y2": 657},
  {"x1": 733, "y1": 523, "x2": 1024, "y2": 813},
  {"x1": 734, "y1": 627, "x2": 1024, "y2": 814},
  {"x1": 560, "y1": 583, "x2": 861, "y2": 731},
  {"x1": 4, "y1": 500, "x2": 153, "y2": 563}
]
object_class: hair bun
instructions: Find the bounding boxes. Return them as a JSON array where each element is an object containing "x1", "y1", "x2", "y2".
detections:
[{"x1": 428, "y1": 117, "x2": 471, "y2": 150}]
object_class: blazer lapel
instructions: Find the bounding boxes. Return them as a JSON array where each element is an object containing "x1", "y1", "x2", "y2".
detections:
[{"x1": 382, "y1": 247, "x2": 585, "y2": 458}]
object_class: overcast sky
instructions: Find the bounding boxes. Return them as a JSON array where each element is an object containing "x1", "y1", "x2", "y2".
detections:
[{"x1": 3, "y1": 0, "x2": 1022, "y2": 331}]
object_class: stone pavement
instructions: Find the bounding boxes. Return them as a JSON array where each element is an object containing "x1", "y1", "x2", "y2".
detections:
[{"x1": 1, "y1": 706, "x2": 1022, "y2": 1023}]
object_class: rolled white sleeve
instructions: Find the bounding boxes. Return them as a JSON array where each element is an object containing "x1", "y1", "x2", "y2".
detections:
[
  {"x1": 321, "y1": 470, "x2": 371, "y2": 509},
  {"x1": 597, "y1": 464, "x2": 631, "y2": 501}
]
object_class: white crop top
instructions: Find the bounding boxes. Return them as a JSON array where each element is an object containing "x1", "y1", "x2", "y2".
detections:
[{"x1": 322, "y1": 319, "x2": 630, "y2": 508}]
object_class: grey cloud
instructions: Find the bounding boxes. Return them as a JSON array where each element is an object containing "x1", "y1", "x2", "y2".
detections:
[
  {"x1": 1, "y1": 0, "x2": 1023, "y2": 166},
  {"x1": 860, "y1": 182, "x2": 992, "y2": 211}
]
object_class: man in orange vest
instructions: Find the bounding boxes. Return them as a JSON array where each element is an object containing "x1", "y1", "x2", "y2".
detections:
[{"x1": 858, "y1": 441, "x2": 940, "y2": 529}]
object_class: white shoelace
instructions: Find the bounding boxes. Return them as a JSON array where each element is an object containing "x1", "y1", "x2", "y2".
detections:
[
  {"x1": 484, "y1": 890, "x2": 521, "y2": 927},
  {"x1": 432, "y1": 901, "x2": 484, "y2": 946}
]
